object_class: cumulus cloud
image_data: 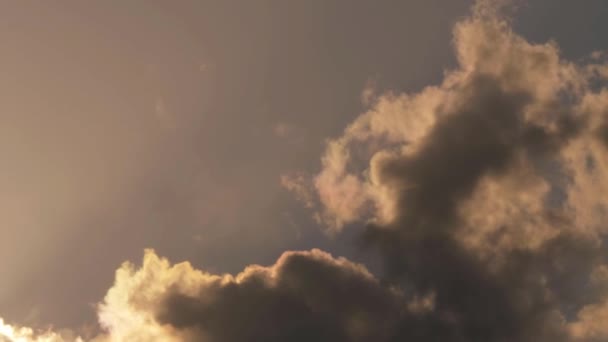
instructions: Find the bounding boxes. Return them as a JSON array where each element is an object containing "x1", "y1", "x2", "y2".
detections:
[
  {"x1": 100, "y1": 249, "x2": 411, "y2": 342},
  {"x1": 2, "y1": 249, "x2": 407, "y2": 342},
  {"x1": 314, "y1": 1, "x2": 587, "y2": 233},
  {"x1": 4, "y1": 0, "x2": 608, "y2": 341},
  {"x1": 307, "y1": 0, "x2": 608, "y2": 340},
  {"x1": 0, "y1": 318, "x2": 83, "y2": 342}
]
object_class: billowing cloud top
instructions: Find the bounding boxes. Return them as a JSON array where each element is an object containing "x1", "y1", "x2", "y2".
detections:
[{"x1": 4, "y1": 0, "x2": 608, "y2": 341}]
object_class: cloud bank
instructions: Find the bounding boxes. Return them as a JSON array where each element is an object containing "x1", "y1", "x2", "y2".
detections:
[{"x1": 4, "y1": 0, "x2": 608, "y2": 341}]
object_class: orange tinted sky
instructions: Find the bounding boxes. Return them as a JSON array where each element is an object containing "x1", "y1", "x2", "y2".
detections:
[{"x1": 2, "y1": 1, "x2": 608, "y2": 340}]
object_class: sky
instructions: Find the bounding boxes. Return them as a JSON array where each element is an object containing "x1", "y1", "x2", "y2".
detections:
[{"x1": 2, "y1": 1, "x2": 608, "y2": 341}]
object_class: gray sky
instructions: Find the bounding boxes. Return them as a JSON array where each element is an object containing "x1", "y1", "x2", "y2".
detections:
[{"x1": 1, "y1": 0, "x2": 608, "y2": 334}]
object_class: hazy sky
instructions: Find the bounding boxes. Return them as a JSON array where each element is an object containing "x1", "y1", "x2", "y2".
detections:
[{"x1": 2, "y1": 1, "x2": 608, "y2": 341}]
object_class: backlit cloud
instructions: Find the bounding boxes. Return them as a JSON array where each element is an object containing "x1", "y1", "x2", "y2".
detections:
[{"x1": 4, "y1": 1, "x2": 608, "y2": 341}]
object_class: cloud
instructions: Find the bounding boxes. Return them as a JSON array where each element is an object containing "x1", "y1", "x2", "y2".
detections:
[
  {"x1": 569, "y1": 300, "x2": 608, "y2": 341},
  {"x1": 280, "y1": 172, "x2": 315, "y2": 209},
  {"x1": 4, "y1": 1, "x2": 608, "y2": 341},
  {"x1": 0, "y1": 318, "x2": 83, "y2": 342},
  {"x1": 96, "y1": 249, "x2": 412, "y2": 342},
  {"x1": 313, "y1": 1, "x2": 587, "y2": 233},
  {"x1": 306, "y1": 0, "x2": 608, "y2": 340}
]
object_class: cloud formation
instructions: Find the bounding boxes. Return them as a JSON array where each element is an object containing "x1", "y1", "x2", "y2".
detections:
[
  {"x1": 308, "y1": 0, "x2": 608, "y2": 340},
  {"x1": 0, "y1": 318, "x2": 83, "y2": 342},
  {"x1": 99, "y1": 249, "x2": 409, "y2": 342},
  {"x1": 4, "y1": 0, "x2": 608, "y2": 341}
]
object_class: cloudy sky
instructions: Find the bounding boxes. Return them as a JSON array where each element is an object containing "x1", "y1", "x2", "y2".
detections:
[{"x1": 2, "y1": 0, "x2": 608, "y2": 341}]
